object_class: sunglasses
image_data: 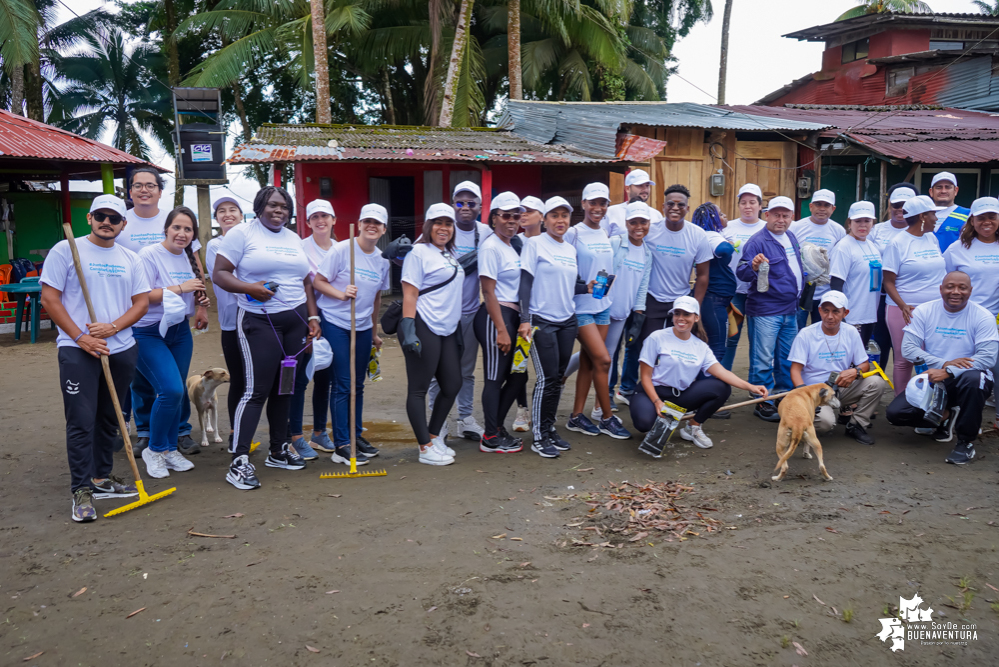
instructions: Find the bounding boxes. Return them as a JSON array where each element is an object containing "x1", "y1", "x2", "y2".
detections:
[
  {"x1": 454, "y1": 201, "x2": 478, "y2": 209},
  {"x1": 890, "y1": 202, "x2": 906, "y2": 209},
  {"x1": 92, "y1": 211, "x2": 124, "y2": 225},
  {"x1": 496, "y1": 212, "x2": 521, "y2": 222}
]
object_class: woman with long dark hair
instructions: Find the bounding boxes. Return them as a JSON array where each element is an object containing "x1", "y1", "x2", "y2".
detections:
[{"x1": 691, "y1": 202, "x2": 735, "y2": 363}]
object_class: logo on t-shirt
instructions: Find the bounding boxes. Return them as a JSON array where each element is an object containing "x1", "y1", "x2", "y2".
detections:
[
  {"x1": 622, "y1": 258, "x2": 644, "y2": 273},
  {"x1": 972, "y1": 253, "x2": 999, "y2": 265},
  {"x1": 668, "y1": 348, "x2": 698, "y2": 364},
  {"x1": 265, "y1": 244, "x2": 299, "y2": 257},
  {"x1": 913, "y1": 248, "x2": 941, "y2": 260},
  {"x1": 127, "y1": 232, "x2": 165, "y2": 247},
  {"x1": 88, "y1": 261, "x2": 127, "y2": 278},
  {"x1": 933, "y1": 325, "x2": 968, "y2": 341},
  {"x1": 649, "y1": 242, "x2": 688, "y2": 258},
  {"x1": 355, "y1": 267, "x2": 382, "y2": 283}
]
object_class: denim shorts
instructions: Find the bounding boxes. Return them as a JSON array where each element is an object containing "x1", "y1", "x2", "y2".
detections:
[{"x1": 576, "y1": 307, "x2": 612, "y2": 327}]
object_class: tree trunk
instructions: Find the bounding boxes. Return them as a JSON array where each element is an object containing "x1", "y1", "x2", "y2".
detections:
[
  {"x1": 310, "y1": 0, "x2": 331, "y2": 123},
  {"x1": 232, "y1": 83, "x2": 251, "y2": 140},
  {"x1": 507, "y1": 0, "x2": 522, "y2": 100},
  {"x1": 163, "y1": 0, "x2": 184, "y2": 206},
  {"x1": 10, "y1": 65, "x2": 25, "y2": 115},
  {"x1": 717, "y1": 0, "x2": 734, "y2": 104},
  {"x1": 422, "y1": 0, "x2": 444, "y2": 125},
  {"x1": 438, "y1": 0, "x2": 475, "y2": 127},
  {"x1": 382, "y1": 68, "x2": 397, "y2": 125},
  {"x1": 24, "y1": 60, "x2": 43, "y2": 121}
]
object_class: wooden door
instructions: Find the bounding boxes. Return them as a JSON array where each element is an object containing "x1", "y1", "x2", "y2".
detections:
[
  {"x1": 734, "y1": 141, "x2": 796, "y2": 206},
  {"x1": 655, "y1": 157, "x2": 704, "y2": 211}
]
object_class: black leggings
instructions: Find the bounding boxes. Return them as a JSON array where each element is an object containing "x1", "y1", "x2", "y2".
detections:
[
  {"x1": 638, "y1": 297, "x2": 674, "y2": 347},
  {"x1": 530, "y1": 314, "x2": 578, "y2": 441},
  {"x1": 220, "y1": 329, "x2": 246, "y2": 437},
  {"x1": 630, "y1": 377, "x2": 732, "y2": 432},
  {"x1": 231, "y1": 305, "x2": 309, "y2": 457},
  {"x1": 855, "y1": 322, "x2": 875, "y2": 349},
  {"x1": 474, "y1": 303, "x2": 529, "y2": 436},
  {"x1": 403, "y1": 315, "x2": 463, "y2": 445}
]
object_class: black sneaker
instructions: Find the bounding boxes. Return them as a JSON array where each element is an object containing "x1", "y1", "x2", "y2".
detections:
[
  {"x1": 710, "y1": 410, "x2": 731, "y2": 420},
  {"x1": 934, "y1": 408, "x2": 959, "y2": 443},
  {"x1": 330, "y1": 446, "x2": 370, "y2": 466},
  {"x1": 265, "y1": 443, "x2": 307, "y2": 470},
  {"x1": 548, "y1": 427, "x2": 572, "y2": 451},
  {"x1": 498, "y1": 427, "x2": 524, "y2": 451},
  {"x1": 945, "y1": 441, "x2": 975, "y2": 465},
  {"x1": 754, "y1": 402, "x2": 781, "y2": 422},
  {"x1": 227, "y1": 454, "x2": 260, "y2": 490},
  {"x1": 531, "y1": 438, "x2": 560, "y2": 458},
  {"x1": 133, "y1": 436, "x2": 149, "y2": 456},
  {"x1": 480, "y1": 434, "x2": 505, "y2": 453},
  {"x1": 355, "y1": 435, "x2": 380, "y2": 458},
  {"x1": 845, "y1": 422, "x2": 875, "y2": 445},
  {"x1": 72, "y1": 488, "x2": 97, "y2": 522},
  {"x1": 177, "y1": 434, "x2": 200, "y2": 455}
]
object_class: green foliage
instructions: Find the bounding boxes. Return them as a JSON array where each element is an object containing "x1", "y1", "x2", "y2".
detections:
[{"x1": 836, "y1": 1, "x2": 933, "y2": 21}]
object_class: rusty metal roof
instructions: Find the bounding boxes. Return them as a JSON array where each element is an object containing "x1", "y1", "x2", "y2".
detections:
[
  {"x1": 783, "y1": 12, "x2": 999, "y2": 42},
  {"x1": 228, "y1": 124, "x2": 613, "y2": 164},
  {"x1": 0, "y1": 109, "x2": 165, "y2": 170},
  {"x1": 719, "y1": 105, "x2": 999, "y2": 164}
]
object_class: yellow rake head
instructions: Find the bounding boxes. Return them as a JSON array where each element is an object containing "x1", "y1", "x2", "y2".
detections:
[
  {"x1": 320, "y1": 457, "x2": 387, "y2": 479},
  {"x1": 103, "y1": 480, "x2": 176, "y2": 518}
]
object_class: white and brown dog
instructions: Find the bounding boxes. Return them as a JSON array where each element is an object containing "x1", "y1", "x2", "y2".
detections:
[
  {"x1": 187, "y1": 368, "x2": 231, "y2": 447},
  {"x1": 772, "y1": 383, "x2": 841, "y2": 482}
]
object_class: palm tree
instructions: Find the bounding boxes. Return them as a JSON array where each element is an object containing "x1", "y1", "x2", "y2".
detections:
[
  {"x1": 837, "y1": 0, "x2": 932, "y2": 21},
  {"x1": 311, "y1": 0, "x2": 332, "y2": 122},
  {"x1": 439, "y1": 0, "x2": 476, "y2": 126},
  {"x1": 48, "y1": 29, "x2": 173, "y2": 160},
  {"x1": 0, "y1": 0, "x2": 40, "y2": 114},
  {"x1": 507, "y1": 0, "x2": 522, "y2": 100},
  {"x1": 972, "y1": 0, "x2": 999, "y2": 14},
  {"x1": 717, "y1": 0, "x2": 733, "y2": 104}
]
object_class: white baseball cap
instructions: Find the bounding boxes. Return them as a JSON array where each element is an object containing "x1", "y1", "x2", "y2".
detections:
[
  {"x1": 668, "y1": 295, "x2": 700, "y2": 317},
  {"x1": 819, "y1": 290, "x2": 849, "y2": 309},
  {"x1": 521, "y1": 196, "x2": 544, "y2": 212},
  {"x1": 889, "y1": 186, "x2": 917, "y2": 204},
  {"x1": 359, "y1": 203, "x2": 388, "y2": 224},
  {"x1": 212, "y1": 196, "x2": 241, "y2": 215},
  {"x1": 811, "y1": 189, "x2": 836, "y2": 205},
  {"x1": 89, "y1": 194, "x2": 126, "y2": 216},
  {"x1": 581, "y1": 182, "x2": 610, "y2": 201},
  {"x1": 738, "y1": 183, "x2": 763, "y2": 200},
  {"x1": 625, "y1": 201, "x2": 652, "y2": 221},
  {"x1": 970, "y1": 197, "x2": 999, "y2": 217},
  {"x1": 453, "y1": 180, "x2": 481, "y2": 198},
  {"x1": 847, "y1": 201, "x2": 876, "y2": 220},
  {"x1": 426, "y1": 202, "x2": 456, "y2": 221},
  {"x1": 490, "y1": 191, "x2": 523, "y2": 212},
  {"x1": 767, "y1": 196, "x2": 795, "y2": 212},
  {"x1": 625, "y1": 169, "x2": 654, "y2": 187},
  {"x1": 543, "y1": 196, "x2": 573, "y2": 215},
  {"x1": 902, "y1": 195, "x2": 944, "y2": 218},
  {"x1": 930, "y1": 171, "x2": 957, "y2": 188},
  {"x1": 306, "y1": 199, "x2": 335, "y2": 219}
]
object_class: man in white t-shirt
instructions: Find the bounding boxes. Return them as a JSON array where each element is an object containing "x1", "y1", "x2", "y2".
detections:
[
  {"x1": 40, "y1": 195, "x2": 150, "y2": 523},
  {"x1": 788, "y1": 291, "x2": 887, "y2": 444},
  {"x1": 605, "y1": 169, "x2": 664, "y2": 236},
  {"x1": 886, "y1": 271, "x2": 999, "y2": 465},
  {"x1": 790, "y1": 189, "x2": 845, "y2": 328},
  {"x1": 721, "y1": 183, "x2": 767, "y2": 370}
]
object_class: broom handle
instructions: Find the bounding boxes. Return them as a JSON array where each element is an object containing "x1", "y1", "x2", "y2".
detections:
[
  {"x1": 679, "y1": 390, "x2": 792, "y2": 421},
  {"x1": 349, "y1": 224, "x2": 356, "y2": 460},
  {"x1": 62, "y1": 223, "x2": 142, "y2": 482}
]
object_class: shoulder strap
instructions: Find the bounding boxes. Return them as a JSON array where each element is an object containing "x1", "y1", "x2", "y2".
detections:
[{"x1": 418, "y1": 261, "x2": 459, "y2": 296}]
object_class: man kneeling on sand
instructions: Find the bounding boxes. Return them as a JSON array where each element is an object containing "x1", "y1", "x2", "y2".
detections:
[{"x1": 788, "y1": 291, "x2": 888, "y2": 445}]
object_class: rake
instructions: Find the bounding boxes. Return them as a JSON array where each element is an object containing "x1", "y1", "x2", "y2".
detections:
[
  {"x1": 62, "y1": 223, "x2": 176, "y2": 516},
  {"x1": 321, "y1": 223, "x2": 387, "y2": 480}
]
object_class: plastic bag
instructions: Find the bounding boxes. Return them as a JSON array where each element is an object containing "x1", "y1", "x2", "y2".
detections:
[{"x1": 800, "y1": 242, "x2": 830, "y2": 287}]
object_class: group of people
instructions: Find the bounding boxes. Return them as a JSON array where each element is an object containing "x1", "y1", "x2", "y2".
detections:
[{"x1": 41, "y1": 166, "x2": 999, "y2": 523}]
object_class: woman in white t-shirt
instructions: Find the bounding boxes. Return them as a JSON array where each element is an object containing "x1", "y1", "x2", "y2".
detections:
[
  {"x1": 563, "y1": 183, "x2": 632, "y2": 440},
  {"x1": 205, "y1": 196, "x2": 243, "y2": 448},
  {"x1": 510, "y1": 195, "x2": 546, "y2": 433},
  {"x1": 399, "y1": 203, "x2": 465, "y2": 466},
  {"x1": 213, "y1": 186, "x2": 323, "y2": 490},
  {"x1": 882, "y1": 195, "x2": 947, "y2": 394},
  {"x1": 829, "y1": 201, "x2": 882, "y2": 347},
  {"x1": 473, "y1": 192, "x2": 528, "y2": 453},
  {"x1": 287, "y1": 200, "x2": 339, "y2": 461},
  {"x1": 632, "y1": 297, "x2": 767, "y2": 454},
  {"x1": 132, "y1": 207, "x2": 210, "y2": 480}
]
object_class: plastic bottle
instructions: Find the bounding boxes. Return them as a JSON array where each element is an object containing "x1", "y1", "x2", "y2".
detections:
[
  {"x1": 914, "y1": 357, "x2": 928, "y2": 375},
  {"x1": 592, "y1": 269, "x2": 609, "y2": 299},
  {"x1": 757, "y1": 260, "x2": 770, "y2": 293},
  {"x1": 367, "y1": 345, "x2": 382, "y2": 382},
  {"x1": 867, "y1": 340, "x2": 881, "y2": 365}
]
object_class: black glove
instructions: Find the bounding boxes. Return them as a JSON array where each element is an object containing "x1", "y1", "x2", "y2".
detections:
[
  {"x1": 624, "y1": 312, "x2": 646, "y2": 348},
  {"x1": 398, "y1": 317, "x2": 421, "y2": 357},
  {"x1": 458, "y1": 249, "x2": 478, "y2": 273},
  {"x1": 382, "y1": 235, "x2": 413, "y2": 266}
]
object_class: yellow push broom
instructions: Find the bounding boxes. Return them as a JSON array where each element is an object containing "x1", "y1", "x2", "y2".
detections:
[
  {"x1": 321, "y1": 223, "x2": 386, "y2": 479},
  {"x1": 62, "y1": 223, "x2": 176, "y2": 516}
]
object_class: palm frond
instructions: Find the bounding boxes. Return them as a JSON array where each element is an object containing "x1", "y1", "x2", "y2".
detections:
[
  {"x1": 0, "y1": 0, "x2": 40, "y2": 70},
  {"x1": 558, "y1": 48, "x2": 592, "y2": 100},
  {"x1": 182, "y1": 27, "x2": 281, "y2": 87},
  {"x1": 621, "y1": 58, "x2": 658, "y2": 100}
]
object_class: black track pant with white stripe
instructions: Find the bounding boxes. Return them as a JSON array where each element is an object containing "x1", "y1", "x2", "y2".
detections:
[
  {"x1": 474, "y1": 303, "x2": 529, "y2": 437},
  {"x1": 530, "y1": 314, "x2": 578, "y2": 441},
  {"x1": 232, "y1": 305, "x2": 309, "y2": 458},
  {"x1": 220, "y1": 329, "x2": 246, "y2": 438}
]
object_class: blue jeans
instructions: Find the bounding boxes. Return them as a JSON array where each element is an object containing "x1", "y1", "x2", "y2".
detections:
[
  {"x1": 134, "y1": 357, "x2": 191, "y2": 439},
  {"x1": 746, "y1": 313, "x2": 797, "y2": 400},
  {"x1": 721, "y1": 293, "x2": 747, "y2": 371},
  {"x1": 133, "y1": 320, "x2": 193, "y2": 452},
  {"x1": 323, "y1": 321, "x2": 373, "y2": 448},
  {"x1": 701, "y1": 293, "x2": 731, "y2": 362},
  {"x1": 617, "y1": 310, "x2": 642, "y2": 395},
  {"x1": 287, "y1": 352, "x2": 333, "y2": 436}
]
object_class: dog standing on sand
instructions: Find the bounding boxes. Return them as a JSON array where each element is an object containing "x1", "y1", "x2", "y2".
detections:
[
  {"x1": 187, "y1": 368, "x2": 230, "y2": 447},
  {"x1": 772, "y1": 383, "x2": 841, "y2": 482}
]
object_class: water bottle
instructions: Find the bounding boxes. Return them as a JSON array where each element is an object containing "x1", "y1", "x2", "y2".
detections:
[
  {"x1": 914, "y1": 357, "x2": 928, "y2": 375},
  {"x1": 867, "y1": 340, "x2": 881, "y2": 365},
  {"x1": 592, "y1": 269, "x2": 609, "y2": 299},
  {"x1": 757, "y1": 260, "x2": 770, "y2": 293}
]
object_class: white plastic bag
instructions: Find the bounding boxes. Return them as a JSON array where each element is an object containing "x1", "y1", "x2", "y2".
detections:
[
  {"x1": 905, "y1": 373, "x2": 933, "y2": 412},
  {"x1": 800, "y1": 242, "x2": 831, "y2": 286},
  {"x1": 305, "y1": 337, "x2": 332, "y2": 380},
  {"x1": 159, "y1": 289, "x2": 188, "y2": 338}
]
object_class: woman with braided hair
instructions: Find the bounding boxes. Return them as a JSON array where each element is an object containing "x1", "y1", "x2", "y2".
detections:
[{"x1": 132, "y1": 206, "x2": 210, "y2": 479}]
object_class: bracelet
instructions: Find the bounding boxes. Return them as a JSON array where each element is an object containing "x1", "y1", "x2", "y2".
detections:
[
  {"x1": 308, "y1": 315, "x2": 321, "y2": 322},
  {"x1": 111, "y1": 321, "x2": 119, "y2": 333},
  {"x1": 74, "y1": 331, "x2": 86, "y2": 343}
]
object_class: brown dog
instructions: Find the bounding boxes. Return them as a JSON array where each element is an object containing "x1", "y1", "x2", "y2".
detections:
[
  {"x1": 772, "y1": 383, "x2": 841, "y2": 482},
  {"x1": 187, "y1": 368, "x2": 231, "y2": 447}
]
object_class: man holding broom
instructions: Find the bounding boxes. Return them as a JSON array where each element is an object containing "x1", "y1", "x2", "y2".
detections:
[{"x1": 41, "y1": 195, "x2": 150, "y2": 522}]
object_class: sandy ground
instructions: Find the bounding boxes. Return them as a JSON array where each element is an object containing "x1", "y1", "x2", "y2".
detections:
[{"x1": 2, "y1": 309, "x2": 999, "y2": 666}]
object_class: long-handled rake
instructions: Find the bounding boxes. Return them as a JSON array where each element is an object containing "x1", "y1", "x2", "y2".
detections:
[
  {"x1": 321, "y1": 223, "x2": 386, "y2": 479},
  {"x1": 62, "y1": 223, "x2": 176, "y2": 516}
]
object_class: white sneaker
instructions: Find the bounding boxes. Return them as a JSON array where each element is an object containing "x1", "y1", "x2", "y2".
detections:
[
  {"x1": 614, "y1": 390, "x2": 631, "y2": 406},
  {"x1": 432, "y1": 435, "x2": 455, "y2": 458},
  {"x1": 458, "y1": 416, "x2": 484, "y2": 440},
  {"x1": 512, "y1": 406, "x2": 529, "y2": 432},
  {"x1": 141, "y1": 447, "x2": 169, "y2": 478},
  {"x1": 164, "y1": 450, "x2": 195, "y2": 472},
  {"x1": 680, "y1": 424, "x2": 713, "y2": 449},
  {"x1": 420, "y1": 441, "x2": 455, "y2": 466},
  {"x1": 590, "y1": 406, "x2": 603, "y2": 422}
]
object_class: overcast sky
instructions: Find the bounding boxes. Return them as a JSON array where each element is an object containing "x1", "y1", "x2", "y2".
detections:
[{"x1": 57, "y1": 0, "x2": 982, "y2": 210}]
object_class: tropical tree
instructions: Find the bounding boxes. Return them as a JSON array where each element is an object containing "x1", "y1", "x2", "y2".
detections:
[
  {"x1": 507, "y1": 0, "x2": 522, "y2": 100},
  {"x1": 717, "y1": 0, "x2": 732, "y2": 104},
  {"x1": 972, "y1": 0, "x2": 999, "y2": 15},
  {"x1": 310, "y1": 0, "x2": 331, "y2": 122},
  {"x1": 0, "y1": 0, "x2": 40, "y2": 114},
  {"x1": 439, "y1": 0, "x2": 476, "y2": 126},
  {"x1": 837, "y1": 0, "x2": 932, "y2": 21}
]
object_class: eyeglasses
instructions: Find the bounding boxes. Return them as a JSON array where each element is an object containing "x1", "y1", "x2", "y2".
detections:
[
  {"x1": 496, "y1": 212, "x2": 521, "y2": 222},
  {"x1": 454, "y1": 201, "x2": 478, "y2": 209},
  {"x1": 91, "y1": 211, "x2": 124, "y2": 225},
  {"x1": 664, "y1": 201, "x2": 686, "y2": 209},
  {"x1": 131, "y1": 183, "x2": 159, "y2": 192}
]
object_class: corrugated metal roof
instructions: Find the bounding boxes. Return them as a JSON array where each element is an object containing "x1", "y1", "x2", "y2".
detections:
[
  {"x1": 0, "y1": 109, "x2": 163, "y2": 168},
  {"x1": 228, "y1": 123, "x2": 612, "y2": 164},
  {"x1": 499, "y1": 101, "x2": 830, "y2": 158},
  {"x1": 784, "y1": 12, "x2": 999, "y2": 42}
]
